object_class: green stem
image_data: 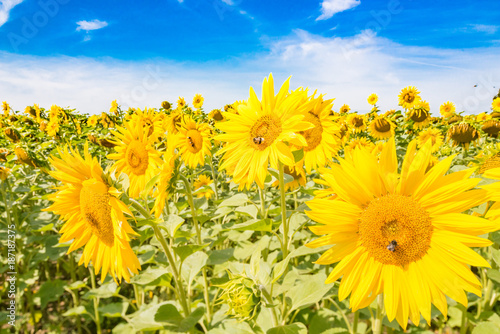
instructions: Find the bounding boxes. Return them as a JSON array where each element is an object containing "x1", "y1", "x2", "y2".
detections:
[
  {"x1": 260, "y1": 285, "x2": 279, "y2": 327},
  {"x1": 133, "y1": 284, "x2": 142, "y2": 308},
  {"x1": 258, "y1": 187, "x2": 267, "y2": 219},
  {"x1": 89, "y1": 268, "x2": 101, "y2": 334},
  {"x1": 208, "y1": 158, "x2": 219, "y2": 201},
  {"x1": 372, "y1": 295, "x2": 384, "y2": 334},
  {"x1": 460, "y1": 304, "x2": 468, "y2": 334},
  {"x1": 278, "y1": 161, "x2": 289, "y2": 258},
  {"x1": 329, "y1": 298, "x2": 352, "y2": 334},
  {"x1": 352, "y1": 310, "x2": 359, "y2": 334},
  {"x1": 152, "y1": 224, "x2": 191, "y2": 316},
  {"x1": 69, "y1": 254, "x2": 82, "y2": 334},
  {"x1": 179, "y1": 175, "x2": 212, "y2": 324}
]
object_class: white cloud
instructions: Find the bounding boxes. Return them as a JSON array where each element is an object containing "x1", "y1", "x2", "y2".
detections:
[
  {"x1": 0, "y1": 30, "x2": 498, "y2": 116},
  {"x1": 317, "y1": 0, "x2": 360, "y2": 21},
  {"x1": 221, "y1": 0, "x2": 234, "y2": 5},
  {"x1": 470, "y1": 24, "x2": 499, "y2": 35},
  {"x1": 0, "y1": 0, "x2": 24, "y2": 27},
  {"x1": 76, "y1": 19, "x2": 108, "y2": 32}
]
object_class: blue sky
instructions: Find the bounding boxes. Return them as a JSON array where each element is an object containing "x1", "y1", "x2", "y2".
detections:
[{"x1": 0, "y1": 0, "x2": 499, "y2": 114}]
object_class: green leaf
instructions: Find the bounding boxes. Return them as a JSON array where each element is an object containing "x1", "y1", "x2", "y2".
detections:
[
  {"x1": 99, "y1": 302, "x2": 129, "y2": 318},
  {"x1": 62, "y1": 306, "x2": 87, "y2": 317},
  {"x1": 130, "y1": 267, "x2": 171, "y2": 286},
  {"x1": 232, "y1": 218, "x2": 273, "y2": 232},
  {"x1": 33, "y1": 223, "x2": 54, "y2": 232},
  {"x1": 159, "y1": 214, "x2": 184, "y2": 238},
  {"x1": 268, "y1": 168, "x2": 294, "y2": 184},
  {"x1": 219, "y1": 193, "x2": 249, "y2": 207},
  {"x1": 492, "y1": 248, "x2": 500, "y2": 267},
  {"x1": 236, "y1": 205, "x2": 259, "y2": 219},
  {"x1": 67, "y1": 280, "x2": 87, "y2": 290},
  {"x1": 207, "y1": 248, "x2": 235, "y2": 265},
  {"x1": 178, "y1": 307, "x2": 205, "y2": 332},
  {"x1": 35, "y1": 279, "x2": 66, "y2": 309},
  {"x1": 487, "y1": 269, "x2": 500, "y2": 285},
  {"x1": 83, "y1": 281, "x2": 120, "y2": 299},
  {"x1": 491, "y1": 231, "x2": 500, "y2": 245},
  {"x1": 287, "y1": 273, "x2": 333, "y2": 312},
  {"x1": 267, "y1": 323, "x2": 308, "y2": 334},
  {"x1": 292, "y1": 149, "x2": 304, "y2": 163},
  {"x1": 250, "y1": 248, "x2": 261, "y2": 278},
  {"x1": 272, "y1": 254, "x2": 292, "y2": 283},
  {"x1": 472, "y1": 322, "x2": 500, "y2": 334},
  {"x1": 181, "y1": 251, "x2": 209, "y2": 288},
  {"x1": 174, "y1": 244, "x2": 209, "y2": 262},
  {"x1": 130, "y1": 302, "x2": 182, "y2": 331},
  {"x1": 140, "y1": 174, "x2": 161, "y2": 198}
]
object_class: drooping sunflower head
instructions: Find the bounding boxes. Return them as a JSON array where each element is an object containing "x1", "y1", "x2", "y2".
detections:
[
  {"x1": 108, "y1": 121, "x2": 163, "y2": 198},
  {"x1": 208, "y1": 109, "x2": 225, "y2": 122},
  {"x1": 369, "y1": 116, "x2": 395, "y2": 140},
  {"x1": 15, "y1": 147, "x2": 36, "y2": 167},
  {"x1": 492, "y1": 97, "x2": 500, "y2": 112},
  {"x1": 161, "y1": 101, "x2": 171, "y2": 110},
  {"x1": 25, "y1": 106, "x2": 37, "y2": 118},
  {"x1": 44, "y1": 143, "x2": 141, "y2": 283},
  {"x1": 178, "y1": 116, "x2": 212, "y2": 168},
  {"x1": 4, "y1": 128, "x2": 20, "y2": 142},
  {"x1": 440, "y1": 101, "x2": 456, "y2": 118},
  {"x1": 346, "y1": 113, "x2": 367, "y2": 133},
  {"x1": 417, "y1": 128, "x2": 444, "y2": 152},
  {"x1": 367, "y1": 93, "x2": 378, "y2": 105},
  {"x1": 447, "y1": 122, "x2": 480, "y2": 150},
  {"x1": 193, "y1": 94, "x2": 204, "y2": 109},
  {"x1": 398, "y1": 86, "x2": 420, "y2": 109},
  {"x1": 0, "y1": 166, "x2": 10, "y2": 180},
  {"x1": 407, "y1": 100, "x2": 431, "y2": 129},
  {"x1": 306, "y1": 138, "x2": 497, "y2": 329},
  {"x1": 482, "y1": 119, "x2": 500, "y2": 137},
  {"x1": 215, "y1": 74, "x2": 313, "y2": 189}
]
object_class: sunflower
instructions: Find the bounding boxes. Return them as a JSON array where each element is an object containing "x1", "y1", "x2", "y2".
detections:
[
  {"x1": 177, "y1": 97, "x2": 186, "y2": 109},
  {"x1": 306, "y1": 138, "x2": 497, "y2": 329},
  {"x1": 130, "y1": 107, "x2": 164, "y2": 141},
  {"x1": 88, "y1": 115, "x2": 99, "y2": 127},
  {"x1": 346, "y1": 114, "x2": 367, "y2": 133},
  {"x1": 0, "y1": 166, "x2": 10, "y2": 180},
  {"x1": 161, "y1": 101, "x2": 171, "y2": 110},
  {"x1": 178, "y1": 116, "x2": 212, "y2": 168},
  {"x1": 447, "y1": 122, "x2": 480, "y2": 150},
  {"x1": 152, "y1": 135, "x2": 178, "y2": 218},
  {"x1": 367, "y1": 93, "x2": 378, "y2": 105},
  {"x1": 209, "y1": 109, "x2": 225, "y2": 122},
  {"x1": 44, "y1": 143, "x2": 141, "y2": 282},
  {"x1": 369, "y1": 116, "x2": 395, "y2": 140},
  {"x1": 297, "y1": 94, "x2": 341, "y2": 172},
  {"x1": 108, "y1": 121, "x2": 163, "y2": 198},
  {"x1": 193, "y1": 174, "x2": 214, "y2": 199},
  {"x1": 193, "y1": 94, "x2": 204, "y2": 109},
  {"x1": 344, "y1": 137, "x2": 375, "y2": 157},
  {"x1": 482, "y1": 119, "x2": 500, "y2": 137},
  {"x1": 417, "y1": 128, "x2": 443, "y2": 152},
  {"x1": 339, "y1": 104, "x2": 350, "y2": 114},
  {"x1": 109, "y1": 100, "x2": 119, "y2": 116},
  {"x1": 49, "y1": 105, "x2": 61, "y2": 121},
  {"x1": 164, "y1": 109, "x2": 183, "y2": 134},
  {"x1": 2, "y1": 101, "x2": 9, "y2": 116},
  {"x1": 215, "y1": 74, "x2": 312, "y2": 189},
  {"x1": 407, "y1": 100, "x2": 431, "y2": 129},
  {"x1": 476, "y1": 112, "x2": 491, "y2": 122},
  {"x1": 271, "y1": 160, "x2": 306, "y2": 192},
  {"x1": 439, "y1": 101, "x2": 456, "y2": 118},
  {"x1": 492, "y1": 97, "x2": 500, "y2": 112},
  {"x1": 46, "y1": 120, "x2": 60, "y2": 137},
  {"x1": 398, "y1": 86, "x2": 420, "y2": 109}
]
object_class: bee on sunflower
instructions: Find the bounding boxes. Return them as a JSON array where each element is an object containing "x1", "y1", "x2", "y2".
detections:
[{"x1": 177, "y1": 116, "x2": 212, "y2": 168}]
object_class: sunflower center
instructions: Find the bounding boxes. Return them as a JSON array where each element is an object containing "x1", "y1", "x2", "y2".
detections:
[
  {"x1": 353, "y1": 116, "x2": 364, "y2": 128},
  {"x1": 404, "y1": 93, "x2": 415, "y2": 103},
  {"x1": 144, "y1": 119, "x2": 154, "y2": 137},
  {"x1": 373, "y1": 118, "x2": 391, "y2": 132},
  {"x1": 250, "y1": 114, "x2": 282, "y2": 150},
  {"x1": 80, "y1": 184, "x2": 114, "y2": 247},
  {"x1": 126, "y1": 140, "x2": 149, "y2": 175},
  {"x1": 300, "y1": 112, "x2": 323, "y2": 151},
  {"x1": 359, "y1": 194, "x2": 433, "y2": 267},
  {"x1": 186, "y1": 129, "x2": 203, "y2": 153}
]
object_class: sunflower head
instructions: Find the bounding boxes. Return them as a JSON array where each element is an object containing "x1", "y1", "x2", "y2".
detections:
[
  {"x1": 346, "y1": 114, "x2": 367, "y2": 133},
  {"x1": 2, "y1": 101, "x2": 9, "y2": 116},
  {"x1": 367, "y1": 93, "x2": 378, "y2": 105},
  {"x1": 482, "y1": 119, "x2": 500, "y2": 137},
  {"x1": 178, "y1": 116, "x2": 212, "y2": 168},
  {"x1": 439, "y1": 101, "x2": 456, "y2": 118},
  {"x1": 193, "y1": 94, "x2": 204, "y2": 109},
  {"x1": 209, "y1": 109, "x2": 225, "y2": 121},
  {"x1": 369, "y1": 116, "x2": 395, "y2": 140},
  {"x1": 407, "y1": 100, "x2": 431, "y2": 129},
  {"x1": 161, "y1": 101, "x2": 171, "y2": 110},
  {"x1": 0, "y1": 166, "x2": 10, "y2": 181},
  {"x1": 447, "y1": 122, "x2": 480, "y2": 150},
  {"x1": 417, "y1": 128, "x2": 443, "y2": 152},
  {"x1": 15, "y1": 147, "x2": 36, "y2": 167},
  {"x1": 492, "y1": 97, "x2": 500, "y2": 112},
  {"x1": 177, "y1": 97, "x2": 186, "y2": 109},
  {"x1": 339, "y1": 104, "x2": 350, "y2": 114},
  {"x1": 398, "y1": 86, "x2": 420, "y2": 109},
  {"x1": 4, "y1": 128, "x2": 20, "y2": 142}
]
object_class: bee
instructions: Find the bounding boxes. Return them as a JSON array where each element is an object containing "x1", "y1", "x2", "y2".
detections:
[
  {"x1": 187, "y1": 136, "x2": 195, "y2": 148},
  {"x1": 253, "y1": 137, "x2": 264, "y2": 145},
  {"x1": 386, "y1": 240, "x2": 397, "y2": 252}
]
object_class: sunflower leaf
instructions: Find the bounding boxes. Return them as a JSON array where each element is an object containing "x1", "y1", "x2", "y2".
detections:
[
  {"x1": 292, "y1": 149, "x2": 304, "y2": 163},
  {"x1": 232, "y1": 218, "x2": 273, "y2": 232},
  {"x1": 140, "y1": 174, "x2": 161, "y2": 198},
  {"x1": 174, "y1": 244, "x2": 210, "y2": 262},
  {"x1": 266, "y1": 323, "x2": 308, "y2": 334}
]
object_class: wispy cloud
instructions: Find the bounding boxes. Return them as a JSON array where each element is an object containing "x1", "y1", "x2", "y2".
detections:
[
  {"x1": 0, "y1": 30, "x2": 498, "y2": 115},
  {"x1": 317, "y1": 0, "x2": 360, "y2": 21},
  {"x1": 0, "y1": 0, "x2": 24, "y2": 27},
  {"x1": 470, "y1": 24, "x2": 499, "y2": 34},
  {"x1": 76, "y1": 19, "x2": 108, "y2": 32}
]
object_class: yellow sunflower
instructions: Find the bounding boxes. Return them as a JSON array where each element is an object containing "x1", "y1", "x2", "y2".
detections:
[
  {"x1": 49, "y1": 105, "x2": 61, "y2": 121},
  {"x1": 492, "y1": 97, "x2": 500, "y2": 112},
  {"x1": 164, "y1": 109, "x2": 183, "y2": 135},
  {"x1": 0, "y1": 166, "x2": 10, "y2": 180},
  {"x1": 344, "y1": 137, "x2": 375, "y2": 158},
  {"x1": 339, "y1": 104, "x2": 350, "y2": 114},
  {"x1": 108, "y1": 121, "x2": 163, "y2": 198},
  {"x1": 2, "y1": 101, "x2": 9, "y2": 116},
  {"x1": 177, "y1": 97, "x2": 186, "y2": 109},
  {"x1": 306, "y1": 138, "x2": 497, "y2": 329},
  {"x1": 367, "y1": 93, "x2": 378, "y2": 105},
  {"x1": 407, "y1": 100, "x2": 431, "y2": 129},
  {"x1": 109, "y1": 100, "x2": 119, "y2": 115},
  {"x1": 215, "y1": 74, "x2": 312, "y2": 189},
  {"x1": 46, "y1": 120, "x2": 60, "y2": 137},
  {"x1": 369, "y1": 116, "x2": 395, "y2": 140},
  {"x1": 130, "y1": 107, "x2": 164, "y2": 141},
  {"x1": 193, "y1": 174, "x2": 214, "y2": 199},
  {"x1": 209, "y1": 109, "x2": 225, "y2": 122},
  {"x1": 398, "y1": 86, "x2": 420, "y2": 109},
  {"x1": 417, "y1": 128, "x2": 444, "y2": 152},
  {"x1": 476, "y1": 112, "x2": 491, "y2": 122},
  {"x1": 297, "y1": 94, "x2": 341, "y2": 173},
  {"x1": 178, "y1": 116, "x2": 212, "y2": 168},
  {"x1": 88, "y1": 115, "x2": 99, "y2": 127},
  {"x1": 346, "y1": 114, "x2": 367, "y2": 133},
  {"x1": 440, "y1": 101, "x2": 456, "y2": 118},
  {"x1": 447, "y1": 122, "x2": 480, "y2": 150},
  {"x1": 193, "y1": 94, "x2": 204, "y2": 109},
  {"x1": 44, "y1": 143, "x2": 141, "y2": 282}
]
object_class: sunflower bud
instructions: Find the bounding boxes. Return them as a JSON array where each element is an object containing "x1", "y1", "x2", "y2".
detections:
[
  {"x1": 216, "y1": 273, "x2": 261, "y2": 321},
  {"x1": 4, "y1": 128, "x2": 20, "y2": 142}
]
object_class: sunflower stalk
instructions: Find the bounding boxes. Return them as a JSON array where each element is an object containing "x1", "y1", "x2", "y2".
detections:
[
  {"x1": 259, "y1": 285, "x2": 279, "y2": 327},
  {"x1": 372, "y1": 295, "x2": 384, "y2": 334},
  {"x1": 89, "y1": 268, "x2": 102, "y2": 334},
  {"x1": 278, "y1": 161, "x2": 289, "y2": 258},
  {"x1": 208, "y1": 157, "x2": 219, "y2": 201},
  {"x1": 179, "y1": 174, "x2": 212, "y2": 324}
]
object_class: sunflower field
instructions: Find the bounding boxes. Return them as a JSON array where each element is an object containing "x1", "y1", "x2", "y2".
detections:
[{"x1": 2, "y1": 75, "x2": 500, "y2": 334}]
